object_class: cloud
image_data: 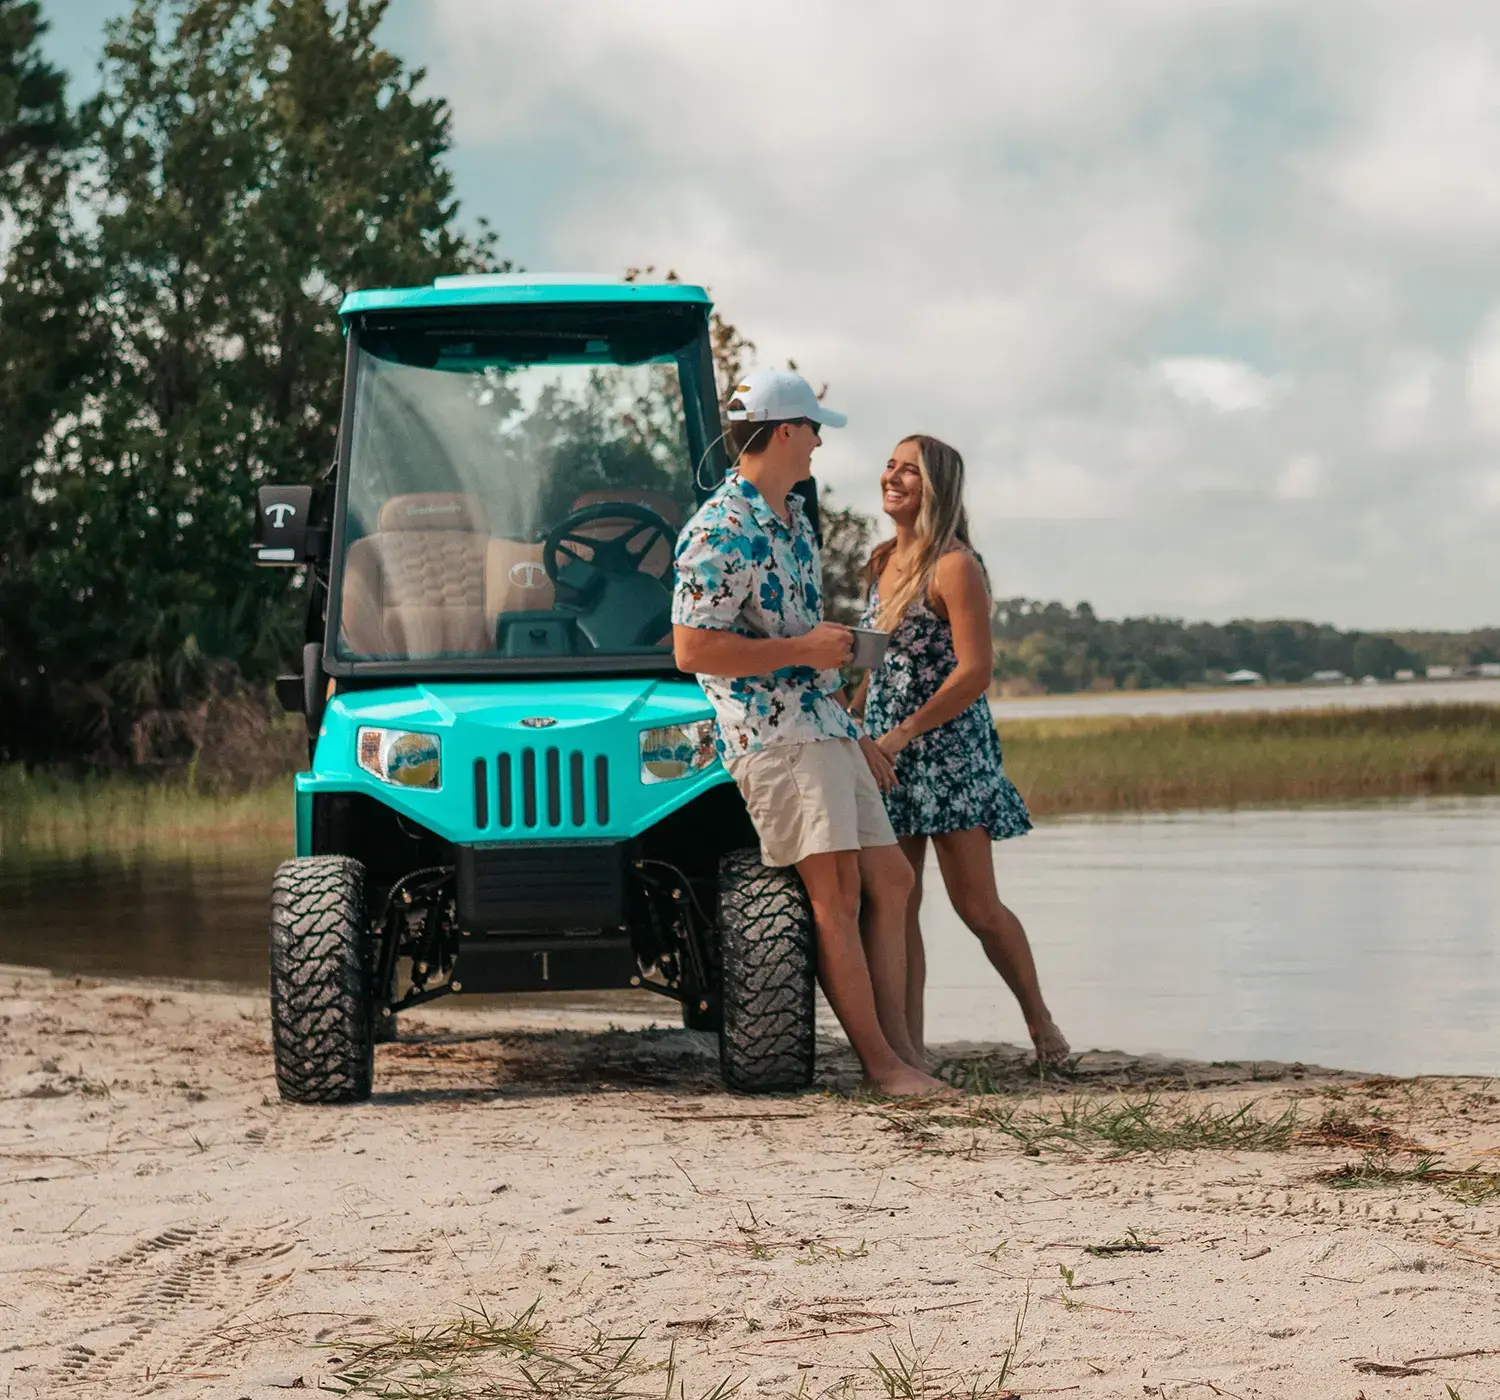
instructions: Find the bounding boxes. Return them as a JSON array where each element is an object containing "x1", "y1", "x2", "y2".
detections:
[
  {"x1": 1273, "y1": 454, "x2": 1324, "y2": 501},
  {"x1": 1155, "y1": 357, "x2": 1283, "y2": 413},
  {"x1": 406, "y1": 0, "x2": 1500, "y2": 628},
  {"x1": 1466, "y1": 308, "x2": 1500, "y2": 441}
]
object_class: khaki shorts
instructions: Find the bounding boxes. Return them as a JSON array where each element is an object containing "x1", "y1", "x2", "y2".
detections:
[{"x1": 725, "y1": 739, "x2": 897, "y2": 868}]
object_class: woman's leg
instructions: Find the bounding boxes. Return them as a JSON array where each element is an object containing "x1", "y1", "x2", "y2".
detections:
[
  {"x1": 797, "y1": 849, "x2": 946, "y2": 1096},
  {"x1": 930, "y1": 827, "x2": 1069, "y2": 1062},
  {"x1": 896, "y1": 835, "x2": 929, "y2": 1059}
]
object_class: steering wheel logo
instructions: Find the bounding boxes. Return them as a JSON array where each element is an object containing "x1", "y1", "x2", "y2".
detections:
[{"x1": 508, "y1": 561, "x2": 547, "y2": 589}]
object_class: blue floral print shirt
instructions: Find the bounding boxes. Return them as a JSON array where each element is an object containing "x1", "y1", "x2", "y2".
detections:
[{"x1": 672, "y1": 473, "x2": 858, "y2": 759}]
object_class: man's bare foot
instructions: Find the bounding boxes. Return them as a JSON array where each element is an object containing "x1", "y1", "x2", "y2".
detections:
[
  {"x1": 1030, "y1": 1019, "x2": 1071, "y2": 1065},
  {"x1": 867, "y1": 1063, "x2": 956, "y2": 1098}
]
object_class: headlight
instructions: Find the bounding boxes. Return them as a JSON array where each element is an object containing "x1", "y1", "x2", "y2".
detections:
[
  {"x1": 357, "y1": 727, "x2": 441, "y2": 789},
  {"x1": 639, "y1": 720, "x2": 717, "y2": 783}
]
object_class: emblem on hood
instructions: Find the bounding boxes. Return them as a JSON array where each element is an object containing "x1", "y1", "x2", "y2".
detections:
[{"x1": 519, "y1": 716, "x2": 557, "y2": 728}]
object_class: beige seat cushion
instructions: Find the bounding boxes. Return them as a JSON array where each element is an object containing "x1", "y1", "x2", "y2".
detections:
[{"x1": 339, "y1": 493, "x2": 491, "y2": 658}]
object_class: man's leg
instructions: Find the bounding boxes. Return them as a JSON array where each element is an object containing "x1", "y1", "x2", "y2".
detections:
[
  {"x1": 796, "y1": 849, "x2": 946, "y2": 1097},
  {"x1": 855, "y1": 842, "x2": 924, "y2": 1070}
]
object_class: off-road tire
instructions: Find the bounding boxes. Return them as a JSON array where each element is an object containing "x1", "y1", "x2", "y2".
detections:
[
  {"x1": 270, "y1": 856, "x2": 375, "y2": 1104},
  {"x1": 717, "y1": 847, "x2": 816, "y2": 1092}
]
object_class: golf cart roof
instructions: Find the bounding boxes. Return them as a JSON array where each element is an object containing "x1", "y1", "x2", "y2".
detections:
[{"x1": 339, "y1": 274, "x2": 712, "y2": 320}]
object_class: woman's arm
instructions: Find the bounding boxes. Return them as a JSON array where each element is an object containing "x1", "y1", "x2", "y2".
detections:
[{"x1": 873, "y1": 551, "x2": 994, "y2": 758}]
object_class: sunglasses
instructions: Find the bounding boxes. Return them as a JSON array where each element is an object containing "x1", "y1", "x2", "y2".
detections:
[{"x1": 795, "y1": 418, "x2": 822, "y2": 440}]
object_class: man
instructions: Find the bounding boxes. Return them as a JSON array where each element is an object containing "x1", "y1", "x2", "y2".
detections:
[{"x1": 672, "y1": 368, "x2": 946, "y2": 1097}]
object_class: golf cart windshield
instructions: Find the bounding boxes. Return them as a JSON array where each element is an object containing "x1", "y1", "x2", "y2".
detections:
[{"x1": 331, "y1": 304, "x2": 717, "y2": 672}]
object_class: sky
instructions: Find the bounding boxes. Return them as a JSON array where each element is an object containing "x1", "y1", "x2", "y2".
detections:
[{"x1": 43, "y1": 0, "x2": 1500, "y2": 630}]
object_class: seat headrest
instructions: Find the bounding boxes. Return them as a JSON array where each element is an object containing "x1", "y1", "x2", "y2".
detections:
[{"x1": 377, "y1": 493, "x2": 485, "y2": 533}]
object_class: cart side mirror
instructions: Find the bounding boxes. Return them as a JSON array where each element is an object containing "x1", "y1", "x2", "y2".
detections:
[{"x1": 254, "y1": 485, "x2": 320, "y2": 565}]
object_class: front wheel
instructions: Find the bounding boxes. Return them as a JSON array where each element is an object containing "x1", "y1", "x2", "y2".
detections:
[
  {"x1": 716, "y1": 847, "x2": 816, "y2": 1092},
  {"x1": 269, "y1": 856, "x2": 375, "y2": 1104}
]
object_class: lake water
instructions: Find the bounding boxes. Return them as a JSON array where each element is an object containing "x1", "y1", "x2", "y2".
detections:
[{"x1": 2, "y1": 797, "x2": 1495, "y2": 1077}]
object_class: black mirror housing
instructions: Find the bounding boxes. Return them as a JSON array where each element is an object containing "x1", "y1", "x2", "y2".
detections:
[{"x1": 254, "y1": 485, "x2": 316, "y2": 565}]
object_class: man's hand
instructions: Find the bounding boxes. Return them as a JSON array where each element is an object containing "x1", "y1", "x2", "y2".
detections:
[
  {"x1": 796, "y1": 621, "x2": 854, "y2": 669},
  {"x1": 859, "y1": 736, "x2": 898, "y2": 793}
]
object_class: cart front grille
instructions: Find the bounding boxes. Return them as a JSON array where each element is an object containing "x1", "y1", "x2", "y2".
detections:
[{"x1": 471, "y1": 746, "x2": 611, "y2": 835}]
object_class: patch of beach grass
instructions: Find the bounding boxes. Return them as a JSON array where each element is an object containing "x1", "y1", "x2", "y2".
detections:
[
  {"x1": 325, "y1": 1295, "x2": 1035, "y2": 1400},
  {"x1": 1000, "y1": 702, "x2": 1500, "y2": 815},
  {"x1": 1314, "y1": 1150, "x2": 1500, "y2": 1204},
  {"x1": 324, "y1": 1299, "x2": 738, "y2": 1398},
  {"x1": 874, "y1": 1091, "x2": 1302, "y2": 1157}
]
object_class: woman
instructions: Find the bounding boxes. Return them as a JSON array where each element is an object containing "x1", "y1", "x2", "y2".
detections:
[{"x1": 854, "y1": 434, "x2": 1069, "y2": 1065}]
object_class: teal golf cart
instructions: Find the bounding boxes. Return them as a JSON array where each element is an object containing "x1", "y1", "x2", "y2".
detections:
[{"x1": 255, "y1": 275, "x2": 814, "y2": 1103}]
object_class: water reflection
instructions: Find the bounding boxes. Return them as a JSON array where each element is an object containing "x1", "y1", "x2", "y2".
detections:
[
  {"x1": 1, "y1": 798, "x2": 1495, "y2": 1076},
  {"x1": 925, "y1": 797, "x2": 1500, "y2": 1076},
  {"x1": 0, "y1": 845, "x2": 287, "y2": 986}
]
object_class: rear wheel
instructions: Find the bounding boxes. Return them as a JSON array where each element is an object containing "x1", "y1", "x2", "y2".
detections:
[
  {"x1": 269, "y1": 856, "x2": 375, "y2": 1104},
  {"x1": 716, "y1": 847, "x2": 816, "y2": 1092}
]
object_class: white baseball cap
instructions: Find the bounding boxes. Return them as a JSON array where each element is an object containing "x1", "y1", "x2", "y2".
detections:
[{"x1": 724, "y1": 368, "x2": 847, "y2": 428}]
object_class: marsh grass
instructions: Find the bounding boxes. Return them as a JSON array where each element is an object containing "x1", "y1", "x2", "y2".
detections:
[
  {"x1": 875, "y1": 1092, "x2": 1302, "y2": 1156},
  {"x1": 0, "y1": 765, "x2": 292, "y2": 853},
  {"x1": 5, "y1": 702, "x2": 1496, "y2": 851},
  {"x1": 1000, "y1": 702, "x2": 1500, "y2": 815}
]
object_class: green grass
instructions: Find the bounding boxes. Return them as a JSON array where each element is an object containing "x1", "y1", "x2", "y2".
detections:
[
  {"x1": 1314, "y1": 1150, "x2": 1500, "y2": 1203},
  {"x1": 0, "y1": 764, "x2": 293, "y2": 854},
  {"x1": 875, "y1": 1091, "x2": 1302, "y2": 1157},
  {"x1": 1000, "y1": 703, "x2": 1500, "y2": 815},
  {"x1": 322, "y1": 1296, "x2": 1033, "y2": 1400}
]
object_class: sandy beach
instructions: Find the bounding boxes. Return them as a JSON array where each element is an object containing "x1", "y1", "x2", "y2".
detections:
[{"x1": 2, "y1": 967, "x2": 1498, "y2": 1399}]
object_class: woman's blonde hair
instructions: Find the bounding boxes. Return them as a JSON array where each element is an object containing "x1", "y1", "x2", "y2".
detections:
[{"x1": 867, "y1": 434, "x2": 984, "y2": 630}]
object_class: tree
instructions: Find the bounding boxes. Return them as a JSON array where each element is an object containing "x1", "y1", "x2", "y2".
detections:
[
  {"x1": 9, "y1": 0, "x2": 494, "y2": 762},
  {"x1": 0, "y1": 1, "x2": 103, "y2": 759}
]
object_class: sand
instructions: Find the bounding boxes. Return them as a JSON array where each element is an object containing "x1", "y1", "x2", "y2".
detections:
[{"x1": 2, "y1": 965, "x2": 1498, "y2": 1399}]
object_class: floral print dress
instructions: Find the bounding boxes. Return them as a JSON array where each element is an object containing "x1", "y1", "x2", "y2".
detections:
[{"x1": 861, "y1": 574, "x2": 1032, "y2": 841}]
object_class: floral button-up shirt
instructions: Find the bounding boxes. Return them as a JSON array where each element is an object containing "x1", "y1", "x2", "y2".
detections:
[{"x1": 672, "y1": 473, "x2": 858, "y2": 759}]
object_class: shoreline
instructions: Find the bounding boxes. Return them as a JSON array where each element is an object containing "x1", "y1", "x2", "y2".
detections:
[{"x1": 3, "y1": 969, "x2": 1497, "y2": 1398}]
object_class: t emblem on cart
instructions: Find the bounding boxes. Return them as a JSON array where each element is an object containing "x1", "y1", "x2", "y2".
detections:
[{"x1": 508, "y1": 561, "x2": 546, "y2": 589}]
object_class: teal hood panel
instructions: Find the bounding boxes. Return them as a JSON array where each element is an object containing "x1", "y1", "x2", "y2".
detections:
[{"x1": 299, "y1": 677, "x2": 730, "y2": 846}]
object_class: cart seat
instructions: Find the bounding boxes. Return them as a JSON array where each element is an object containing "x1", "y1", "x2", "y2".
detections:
[{"x1": 340, "y1": 492, "x2": 491, "y2": 658}]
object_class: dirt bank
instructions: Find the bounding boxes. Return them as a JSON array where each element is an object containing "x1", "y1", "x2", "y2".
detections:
[{"x1": 2, "y1": 967, "x2": 1497, "y2": 1398}]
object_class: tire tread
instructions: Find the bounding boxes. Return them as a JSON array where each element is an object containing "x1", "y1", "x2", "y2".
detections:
[{"x1": 269, "y1": 856, "x2": 374, "y2": 1104}]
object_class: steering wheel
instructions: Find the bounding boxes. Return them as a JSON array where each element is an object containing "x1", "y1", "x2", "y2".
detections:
[
  {"x1": 542, "y1": 501, "x2": 677, "y2": 595},
  {"x1": 540, "y1": 501, "x2": 678, "y2": 650}
]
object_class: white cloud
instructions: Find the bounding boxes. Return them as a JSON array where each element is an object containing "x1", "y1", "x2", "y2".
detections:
[
  {"x1": 405, "y1": 0, "x2": 1500, "y2": 628},
  {"x1": 1466, "y1": 308, "x2": 1500, "y2": 441},
  {"x1": 1154, "y1": 357, "x2": 1283, "y2": 414},
  {"x1": 1273, "y1": 454, "x2": 1324, "y2": 501}
]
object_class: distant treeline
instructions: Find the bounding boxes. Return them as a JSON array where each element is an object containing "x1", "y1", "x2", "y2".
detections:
[{"x1": 989, "y1": 599, "x2": 1500, "y2": 693}]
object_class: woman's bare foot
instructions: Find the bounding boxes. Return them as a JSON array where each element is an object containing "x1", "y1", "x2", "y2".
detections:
[
  {"x1": 1030, "y1": 1019, "x2": 1071, "y2": 1065},
  {"x1": 867, "y1": 1063, "x2": 956, "y2": 1098}
]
